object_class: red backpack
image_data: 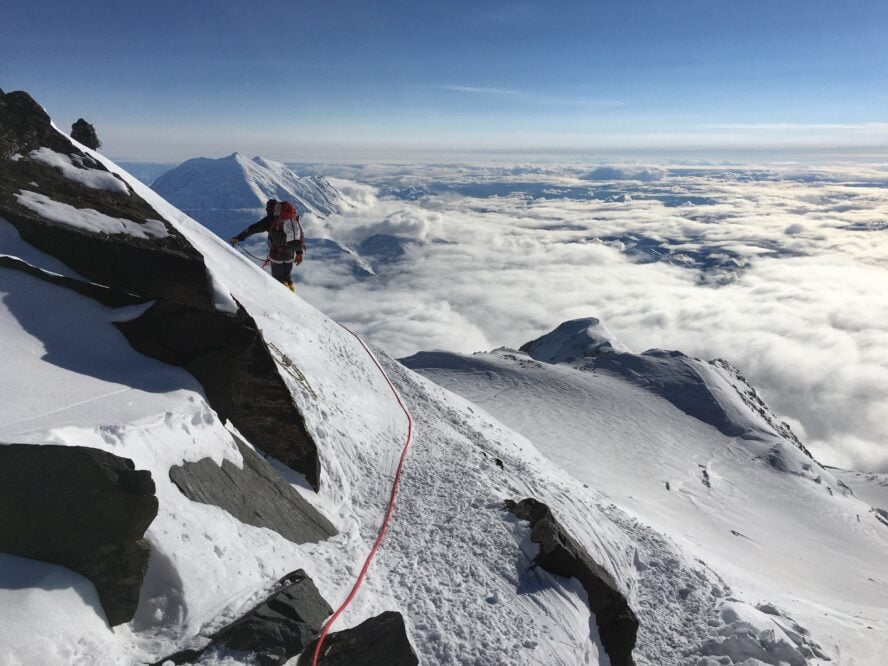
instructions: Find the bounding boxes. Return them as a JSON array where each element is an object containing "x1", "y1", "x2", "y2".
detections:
[
  {"x1": 267, "y1": 200, "x2": 303, "y2": 256},
  {"x1": 279, "y1": 201, "x2": 297, "y2": 221}
]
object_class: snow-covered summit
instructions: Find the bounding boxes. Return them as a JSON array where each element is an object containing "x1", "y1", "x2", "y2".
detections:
[
  {"x1": 151, "y1": 151, "x2": 345, "y2": 219},
  {"x1": 519, "y1": 316, "x2": 631, "y2": 363}
]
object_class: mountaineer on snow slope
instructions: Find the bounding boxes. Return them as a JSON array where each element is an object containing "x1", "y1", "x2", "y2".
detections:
[{"x1": 230, "y1": 198, "x2": 305, "y2": 291}]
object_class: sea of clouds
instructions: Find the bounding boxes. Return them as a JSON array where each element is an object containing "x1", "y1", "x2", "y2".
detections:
[{"x1": 289, "y1": 161, "x2": 888, "y2": 473}]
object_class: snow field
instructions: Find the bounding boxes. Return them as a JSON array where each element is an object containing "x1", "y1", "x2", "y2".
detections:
[{"x1": 406, "y1": 346, "x2": 888, "y2": 664}]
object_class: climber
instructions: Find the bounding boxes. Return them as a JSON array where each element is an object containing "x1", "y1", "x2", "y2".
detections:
[{"x1": 230, "y1": 199, "x2": 304, "y2": 291}]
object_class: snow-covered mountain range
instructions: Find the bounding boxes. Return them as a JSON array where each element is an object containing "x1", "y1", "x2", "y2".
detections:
[{"x1": 1, "y1": 89, "x2": 887, "y2": 666}]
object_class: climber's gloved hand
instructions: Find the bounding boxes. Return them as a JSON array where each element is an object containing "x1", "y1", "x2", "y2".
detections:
[{"x1": 229, "y1": 237, "x2": 239, "y2": 246}]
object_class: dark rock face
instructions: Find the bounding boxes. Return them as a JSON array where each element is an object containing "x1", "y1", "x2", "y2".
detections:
[
  {"x1": 0, "y1": 444, "x2": 158, "y2": 626},
  {"x1": 1, "y1": 90, "x2": 69, "y2": 157},
  {"x1": 0, "y1": 255, "x2": 145, "y2": 308},
  {"x1": 505, "y1": 498, "x2": 639, "y2": 666},
  {"x1": 0, "y1": 90, "x2": 213, "y2": 310},
  {"x1": 1, "y1": 89, "x2": 322, "y2": 489},
  {"x1": 157, "y1": 570, "x2": 332, "y2": 666},
  {"x1": 117, "y1": 301, "x2": 321, "y2": 489},
  {"x1": 169, "y1": 437, "x2": 335, "y2": 543},
  {"x1": 299, "y1": 611, "x2": 419, "y2": 666},
  {"x1": 71, "y1": 118, "x2": 101, "y2": 150}
]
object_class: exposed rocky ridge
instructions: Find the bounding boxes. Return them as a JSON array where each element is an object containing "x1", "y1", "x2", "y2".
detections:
[
  {"x1": 156, "y1": 570, "x2": 332, "y2": 666},
  {"x1": 299, "y1": 611, "x2": 419, "y2": 666},
  {"x1": 0, "y1": 444, "x2": 158, "y2": 626},
  {"x1": 0, "y1": 90, "x2": 211, "y2": 310},
  {"x1": 504, "y1": 498, "x2": 639, "y2": 666},
  {"x1": 0, "y1": 89, "x2": 322, "y2": 489},
  {"x1": 169, "y1": 437, "x2": 335, "y2": 544},
  {"x1": 709, "y1": 358, "x2": 814, "y2": 459}
]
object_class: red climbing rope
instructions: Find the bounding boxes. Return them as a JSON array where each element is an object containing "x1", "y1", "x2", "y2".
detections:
[
  {"x1": 234, "y1": 243, "x2": 271, "y2": 267},
  {"x1": 311, "y1": 326, "x2": 414, "y2": 666}
]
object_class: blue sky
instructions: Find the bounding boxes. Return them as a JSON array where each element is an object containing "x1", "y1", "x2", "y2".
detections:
[{"x1": 3, "y1": 0, "x2": 887, "y2": 160}]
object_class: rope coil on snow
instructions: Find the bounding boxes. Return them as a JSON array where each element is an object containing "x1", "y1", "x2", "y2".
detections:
[{"x1": 311, "y1": 325, "x2": 414, "y2": 666}]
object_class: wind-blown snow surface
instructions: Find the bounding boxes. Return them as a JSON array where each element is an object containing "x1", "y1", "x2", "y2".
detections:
[
  {"x1": 403, "y1": 327, "x2": 888, "y2": 665},
  {"x1": 3, "y1": 140, "x2": 886, "y2": 665}
]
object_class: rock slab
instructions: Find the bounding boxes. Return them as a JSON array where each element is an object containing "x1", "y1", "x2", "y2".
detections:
[
  {"x1": 157, "y1": 569, "x2": 331, "y2": 666},
  {"x1": 0, "y1": 443, "x2": 158, "y2": 626},
  {"x1": 117, "y1": 301, "x2": 321, "y2": 489},
  {"x1": 169, "y1": 437, "x2": 335, "y2": 544},
  {"x1": 298, "y1": 611, "x2": 419, "y2": 666},
  {"x1": 505, "y1": 497, "x2": 639, "y2": 666}
]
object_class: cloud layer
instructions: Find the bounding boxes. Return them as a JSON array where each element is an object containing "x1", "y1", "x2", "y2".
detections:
[{"x1": 289, "y1": 162, "x2": 888, "y2": 473}]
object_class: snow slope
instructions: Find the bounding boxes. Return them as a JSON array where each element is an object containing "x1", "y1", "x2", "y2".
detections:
[
  {"x1": 403, "y1": 322, "x2": 888, "y2": 665},
  {"x1": 4, "y1": 142, "x2": 650, "y2": 663},
  {"x1": 2, "y1": 117, "x2": 884, "y2": 666}
]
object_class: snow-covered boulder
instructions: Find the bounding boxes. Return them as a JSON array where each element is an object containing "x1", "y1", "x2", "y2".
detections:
[{"x1": 505, "y1": 498, "x2": 638, "y2": 666}]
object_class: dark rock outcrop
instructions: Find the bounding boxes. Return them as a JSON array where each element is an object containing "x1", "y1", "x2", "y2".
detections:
[
  {"x1": 505, "y1": 498, "x2": 638, "y2": 666},
  {"x1": 157, "y1": 569, "x2": 331, "y2": 666},
  {"x1": 0, "y1": 90, "x2": 212, "y2": 310},
  {"x1": 0, "y1": 255, "x2": 145, "y2": 308},
  {"x1": 117, "y1": 301, "x2": 320, "y2": 489},
  {"x1": 169, "y1": 437, "x2": 335, "y2": 543},
  {"x1": 1, "y1": 90, "x2": 322, "y2": 489},
  {"x1": 0, "y1": 443, "x2": 158, "y2": 626},
  {"x1": 71, "y1": 118, "x2": 101, "y2": 150},
  {"x1": 299, "y1": 611, "x2": 419, "y2": 666}
]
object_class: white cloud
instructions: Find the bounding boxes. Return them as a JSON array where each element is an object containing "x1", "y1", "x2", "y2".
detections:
[{"x1": 288, "y1": 163, "x2": 888, "y2": 474}]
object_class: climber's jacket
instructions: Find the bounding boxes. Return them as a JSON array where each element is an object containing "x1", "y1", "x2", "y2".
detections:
[{"x1": 234, "y1": 201, "x2": 305, "y2": 264}]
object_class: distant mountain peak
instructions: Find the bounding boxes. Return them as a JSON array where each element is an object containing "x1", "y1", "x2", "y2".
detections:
[{"x1": 151, "y1": 153, "x2": 346, "y2": 217}]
